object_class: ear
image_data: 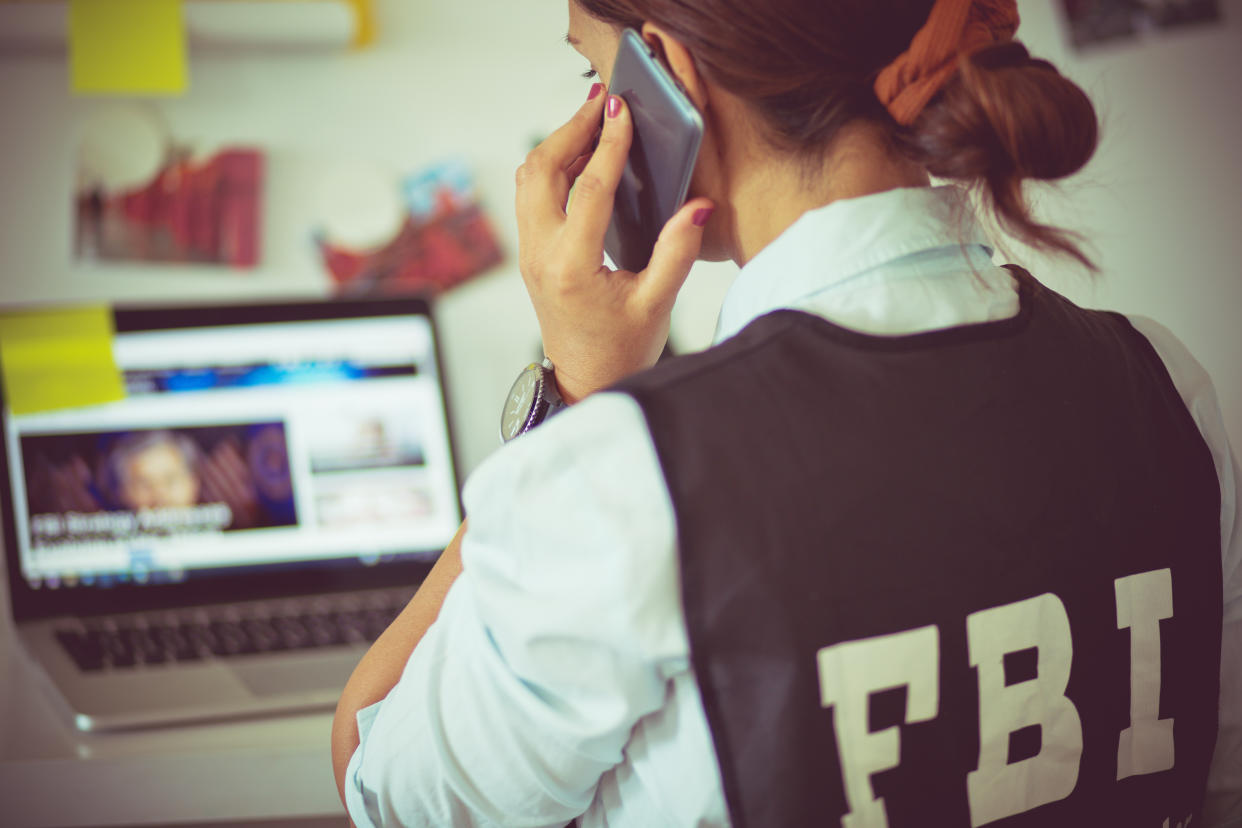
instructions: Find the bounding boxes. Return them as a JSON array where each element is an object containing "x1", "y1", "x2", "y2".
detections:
[{"x1": 640, "y1": 23, "x2": 709, "y2": 112}]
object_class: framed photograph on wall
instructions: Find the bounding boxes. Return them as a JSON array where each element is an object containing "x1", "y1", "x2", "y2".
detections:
[
  {"x1": 1059, "y1": 0, "x2": 1223, "y2": 51},
  {"x1": 75, "y1": 105, "x2": 263, "y2": 270}
]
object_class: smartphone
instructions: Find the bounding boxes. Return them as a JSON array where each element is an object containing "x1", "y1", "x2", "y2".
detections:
[{"x1": 603, "y1": 28, "x2": 705, "y2": 273}]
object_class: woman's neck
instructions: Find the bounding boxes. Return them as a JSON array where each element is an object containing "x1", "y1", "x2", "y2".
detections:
[{"x1": 725, "y1": 121, "x2": 931, "y2": 266}]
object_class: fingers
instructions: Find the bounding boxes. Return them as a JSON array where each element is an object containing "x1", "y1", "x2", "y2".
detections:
[
  {"x1": 515, "y1": 86, "x2": 607, "y2": 232},
  {"x1": 537, "y1": 84, "x2": 607, "y2": 169},
  {"x1": 563, "y1": 94, "x2": 632, "y2": 264},
  {"x1": 639, "y1": 198, "x2": 715, "y2": 312},
  {"x1": 564, "y1": 152, "x2": 592, "y2": 191}
]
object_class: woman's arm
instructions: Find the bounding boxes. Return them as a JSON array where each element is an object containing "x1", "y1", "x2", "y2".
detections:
[
  {"x1": 330, "y1": 520, "x2": 467, "y2": 806},
  {"x1": 329, "y1": 76, "x2": 711, "y2": 817}
]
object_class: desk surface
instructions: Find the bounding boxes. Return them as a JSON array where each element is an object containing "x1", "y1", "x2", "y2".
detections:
[{"x1": 0, "y1": 570, "x2": 347, "y2": 828}]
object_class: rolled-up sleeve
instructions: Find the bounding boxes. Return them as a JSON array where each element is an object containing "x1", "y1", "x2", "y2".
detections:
[
  {"x1": 343, "y1": 701, "x2": 385, "y2": 828},
  {"x1": 344, "y1": 392, "x2": 686, "y2": 827}
]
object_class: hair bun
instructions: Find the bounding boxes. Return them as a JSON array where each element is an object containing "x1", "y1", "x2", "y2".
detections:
[
  {"x1": 969, "y1": 40, "x2": 1032, "y2": 69},
  {"x1": 956, "y1": 41, "x2": 1097, "y2": 181},
  {"x1": 899, "y1": 39, "x2": 1099, "y2": 269}
]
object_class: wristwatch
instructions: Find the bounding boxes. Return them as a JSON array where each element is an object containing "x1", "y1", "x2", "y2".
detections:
[{"x1": 500, "y1": 358, "x2": 567, "y2": 443}]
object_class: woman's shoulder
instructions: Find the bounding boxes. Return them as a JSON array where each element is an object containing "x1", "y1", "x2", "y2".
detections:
[{"x1": 459, "y1": 389, "x2": 689, "y2": 667}]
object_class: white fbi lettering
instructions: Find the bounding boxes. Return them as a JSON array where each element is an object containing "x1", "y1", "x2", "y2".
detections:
[
  {"x1": 817, "y1": 625, "x2": 940, "y2": 828},
  {"x1": 816, "y1": 572, "x2": 1178, "y2": 827}
]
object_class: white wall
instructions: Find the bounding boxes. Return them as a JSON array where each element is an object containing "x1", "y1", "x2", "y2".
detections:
[{"x1": 0, "y1": 0, "x2": 1239, "y2": 479}]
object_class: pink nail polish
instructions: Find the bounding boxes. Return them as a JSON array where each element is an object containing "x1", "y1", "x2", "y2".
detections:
[
  {"x1": 588, "y1": 82, "x2": 604, "y2": 101},
  {"x1": 607, "y1": 95, "x2": 622, "y2": 119},
  {"x1": 693, "y1": 207, "x2": 714, "y2": 227}
]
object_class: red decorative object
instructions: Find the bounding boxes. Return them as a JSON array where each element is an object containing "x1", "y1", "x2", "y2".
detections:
[
  {"x1": 317, "y1": 161, "x2": 504, "y2": 296},
  {"x1": 76, "y1": 149, "x2": 263, "y2": 268}
]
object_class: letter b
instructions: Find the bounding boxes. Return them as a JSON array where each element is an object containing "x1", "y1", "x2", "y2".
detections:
[{"x1": 966, "y1": 594, "x2": 1082, "y2": 826}]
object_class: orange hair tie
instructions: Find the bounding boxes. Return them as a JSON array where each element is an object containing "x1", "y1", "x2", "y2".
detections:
[{"x1": 874, "y1": 0, "x2": 1020, "y2": 126}]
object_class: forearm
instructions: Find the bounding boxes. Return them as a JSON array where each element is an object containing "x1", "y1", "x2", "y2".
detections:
[{"x1": 331, "y1": 520, "x2": 467, "y2": 806}]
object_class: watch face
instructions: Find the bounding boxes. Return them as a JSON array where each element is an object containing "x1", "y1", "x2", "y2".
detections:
[{"x1": 501, "y1": 365, "x2": 540, "y2": 442}]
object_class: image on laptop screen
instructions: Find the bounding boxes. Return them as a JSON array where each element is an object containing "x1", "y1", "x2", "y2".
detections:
[{"x1": 3, "y1": 301, "x2": 462, "y2": 596}]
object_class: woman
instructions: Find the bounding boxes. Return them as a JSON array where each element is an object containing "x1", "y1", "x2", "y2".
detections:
[{"x1": 332, "y1": 0, "x2": 1242, "y2": 825}]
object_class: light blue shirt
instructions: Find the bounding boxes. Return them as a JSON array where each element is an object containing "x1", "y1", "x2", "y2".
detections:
[{"x1": 345, "y1": 186, "x2": 1242, "y2": 827}]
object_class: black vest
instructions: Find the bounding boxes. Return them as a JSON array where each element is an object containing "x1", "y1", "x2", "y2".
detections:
[{"x1": 617, "y1": 273, "x2": 1222, "y2": 828}]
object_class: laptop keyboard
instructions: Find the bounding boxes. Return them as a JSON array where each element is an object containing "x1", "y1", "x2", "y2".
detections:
[{"x1": 52, "y1": 589, "x2": 410, "y2": 672}]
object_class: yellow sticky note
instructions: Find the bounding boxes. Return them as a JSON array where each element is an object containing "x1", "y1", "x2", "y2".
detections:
[
  {"x1": 0, "y1": 306, "x2": 126, "y2": 416},
  {"x1": 69, "y1": 0, "x2": 187, "y2": 96},
  {"x1": 345, "y1": 0, "x2": 376, "y2": 48}
]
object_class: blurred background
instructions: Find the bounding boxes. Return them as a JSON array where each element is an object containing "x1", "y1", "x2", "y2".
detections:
[{"x1": 0, "y1": 0, "x2": 1239, "y2": 475}]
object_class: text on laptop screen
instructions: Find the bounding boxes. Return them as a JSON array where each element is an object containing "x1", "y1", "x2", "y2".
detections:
[{"x1": 5, "y1": 313, "x2": 461, "y2": 590}]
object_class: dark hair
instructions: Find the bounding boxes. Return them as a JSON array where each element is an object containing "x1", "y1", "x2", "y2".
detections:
[{"x1": 575, "y1": 0, "x2": 1099, "y2": 269}]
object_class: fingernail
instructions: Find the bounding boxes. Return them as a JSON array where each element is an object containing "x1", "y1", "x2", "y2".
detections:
[
  {"x1": 692, "y1": 206, "x2": 714, "y2": 227},
  {"x1": 607, "y1": 95, "x2": 622, "y2": 119},
  {"x1": 587, "y1": 82, "x2": 604, "y2": 101}
]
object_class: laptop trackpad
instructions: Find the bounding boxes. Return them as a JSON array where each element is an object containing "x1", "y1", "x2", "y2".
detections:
[{"x1": 232, "y1": 650, "x2": 362, "y2": 697}]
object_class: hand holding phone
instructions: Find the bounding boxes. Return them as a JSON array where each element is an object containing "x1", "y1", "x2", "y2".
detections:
[{"x1": 512, "y1": 31, "x2": 713, "y2": 403}]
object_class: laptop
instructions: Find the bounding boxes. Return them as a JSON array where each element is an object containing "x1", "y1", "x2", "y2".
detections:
[{"x1": 0, "y1": 296, "x2": 463, "y2": 731}]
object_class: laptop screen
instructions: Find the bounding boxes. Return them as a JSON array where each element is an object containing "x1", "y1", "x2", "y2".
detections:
[{"x1": 2, "y1": 298, "x2": 462, "y2": 612}]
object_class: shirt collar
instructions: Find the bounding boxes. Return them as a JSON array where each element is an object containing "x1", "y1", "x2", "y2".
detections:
[{"x1": 714, "y1": 185, "x2": 994, "y2": 343}]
